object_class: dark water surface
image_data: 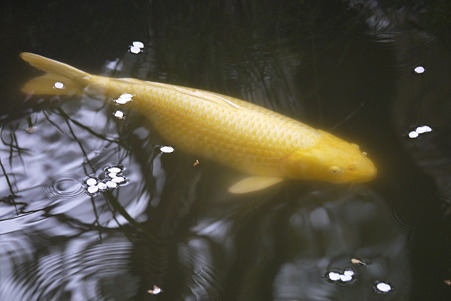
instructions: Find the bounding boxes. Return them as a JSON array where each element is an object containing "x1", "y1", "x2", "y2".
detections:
[{"x1": 1, "y1": 1, "x2": 450, "y2": 300}]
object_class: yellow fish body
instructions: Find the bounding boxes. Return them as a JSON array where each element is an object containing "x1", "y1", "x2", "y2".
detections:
[{"x1": 19, "y1": 52, "x2": 377, "y2": 193}]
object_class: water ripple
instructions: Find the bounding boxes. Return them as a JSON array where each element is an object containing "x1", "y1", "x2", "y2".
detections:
[{"x1": 44, "y1": 175, "x2": 84, "y2": 198}]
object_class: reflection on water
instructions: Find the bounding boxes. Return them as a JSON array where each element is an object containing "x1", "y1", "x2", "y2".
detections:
[
  {"x1": 0, "y1": 79, "x2": 409, "y2": 301},
  {"x1": 1, "y1": 0, "x2": 451, "y2": 300},
  {"x1": 269, "y1": 187, "x2": 408, "y2": 300},
  {"x1": 0, "y1": 95, "x2": 167, "y2": 299},
  {"x1": 149, "y1": 183, "x2": 409, "y2": 300},
  {"x1": 0, "y1": 233, "x2": 138, "y2": 300}
]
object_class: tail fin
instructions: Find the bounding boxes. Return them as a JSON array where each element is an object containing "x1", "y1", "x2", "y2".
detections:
[{"x1": 20, "y1": 52, "x2": 90, "y2": 95}]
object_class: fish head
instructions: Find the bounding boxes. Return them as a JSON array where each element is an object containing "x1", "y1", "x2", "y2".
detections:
[{"x1": 281, "y1": 130, "x2": 377, "y2": 183}]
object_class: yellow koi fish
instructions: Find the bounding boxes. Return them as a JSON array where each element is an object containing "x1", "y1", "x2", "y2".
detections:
[{"x1": 19, "y1": 52, "x2": 377, "y2": 193}]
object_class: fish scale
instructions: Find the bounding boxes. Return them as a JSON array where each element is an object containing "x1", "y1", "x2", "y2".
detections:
[
  {"x1": 117, "y1": 84, "x2": 318, "y2": 175},
  {"x1": 19, "y1": 52, "x2": 377, "y2": 193},
  {"x1": 113, "y1": 80, "x2": 306, "y2": 174}
]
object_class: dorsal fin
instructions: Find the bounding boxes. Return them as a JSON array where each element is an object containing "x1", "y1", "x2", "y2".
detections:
[
  {"x1": 171, "y1": 86, "x2": 241, "y2": 109},
  {"x1": 115, "y1": 78, "x2": 242, "y2": 109},
  {"x1": 114, "y1": 78, "x2": 143, "y2": 85}
]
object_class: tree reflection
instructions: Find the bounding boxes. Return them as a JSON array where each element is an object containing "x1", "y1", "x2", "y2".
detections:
[{"x1": 2, "y1": 0, "x2": 451, "y2": 300}]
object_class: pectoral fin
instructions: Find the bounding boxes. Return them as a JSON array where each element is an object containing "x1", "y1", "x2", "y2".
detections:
[{"x1": 228, "y1": 176, "x2": 283, "y2": 194}]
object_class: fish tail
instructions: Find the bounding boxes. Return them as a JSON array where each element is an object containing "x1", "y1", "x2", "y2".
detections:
[{"x1": 19, "y1": 52, "x2": 90, "y2": 95}]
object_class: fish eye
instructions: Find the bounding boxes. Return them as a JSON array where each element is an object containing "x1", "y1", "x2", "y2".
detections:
[{"x1": 329, "y1": 166, "x2": 343, "y2": 174}]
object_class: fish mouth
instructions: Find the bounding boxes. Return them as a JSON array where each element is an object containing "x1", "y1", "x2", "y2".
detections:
[
  {"x1": 353, "y1": 160, "x2": 377, "y2": 183},
  {"x1": 332, "y1": 158, "x2": 377, "y2": 183},
  {"x1": 355, "y1": 171, "x2": 377, "y2": 183}
]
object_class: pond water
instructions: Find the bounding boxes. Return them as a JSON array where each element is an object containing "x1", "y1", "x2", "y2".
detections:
[{"x1": 1, "y1": 1, "x2": 450, "y2": 300}]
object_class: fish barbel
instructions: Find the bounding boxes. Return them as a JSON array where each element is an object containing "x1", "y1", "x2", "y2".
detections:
[{"x1": 19, "y1": 52, "x2": 377, "y2": 193}]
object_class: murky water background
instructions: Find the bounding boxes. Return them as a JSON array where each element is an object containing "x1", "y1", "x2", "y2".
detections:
[{"x1": 1, "y1": 1, "x2": 450, "y2": 300}]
